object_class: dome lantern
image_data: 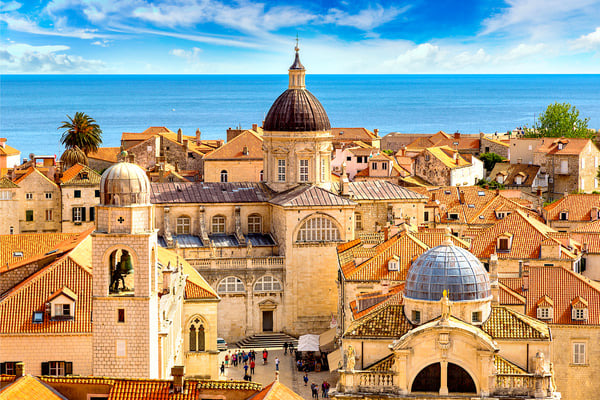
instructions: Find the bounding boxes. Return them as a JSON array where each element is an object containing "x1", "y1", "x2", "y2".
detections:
[{"x1": 99, "y1": 160, "x2": 151, "y2": 206}]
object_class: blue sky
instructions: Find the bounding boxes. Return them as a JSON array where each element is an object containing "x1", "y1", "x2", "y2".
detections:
[{"x1": 1, "y1": 0, "x2": 599, "y2": 73}]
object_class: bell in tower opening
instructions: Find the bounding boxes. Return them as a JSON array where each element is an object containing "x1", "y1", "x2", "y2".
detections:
[{"x1": 109, "y1": 249, "x2": 134, "y2": 294}]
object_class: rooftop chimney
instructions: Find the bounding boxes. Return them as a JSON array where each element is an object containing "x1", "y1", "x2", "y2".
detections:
[
  {"x1": 517, "y1": 157, "x2": 522, "y2": 164},
  {"x1": 454, "y1": 132, "x2": 460, "y2": 139},
  {"x1": 15, "y1": 362, "x2": 24, "y2": 377},
  {"x1": 195, "y1": 129, "x2": 201, "y2": 145},
  {"x1": 252, "y1": 123, "x2": 258, "y2": 131},
  {"x1": 0, "y1": 138, "x2": 6, "y2": 148},
  {"x1": 177, "y1": 128, "x2": 183, "y2": 144},
  {"x1": 183, "y1": 139, "x2": 189, "y2": 150},
  {"x1": 459, "y1": 190, "x2": 465, "y2": 205},
  {"x1": 171, "y1": 366, "x2": 185, "y2": 394},
  {"x1": 490, "y1": 254, "x2": 499, "y2": 305},
  {"x1": 374, "y1": 128, "x2": 379, "y2": 136}
]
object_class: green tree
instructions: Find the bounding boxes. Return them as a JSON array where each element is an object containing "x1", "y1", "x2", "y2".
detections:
[
  {"x1": 479, "y1": 152, "x2": 505, "y2": 171},
  {"x1": 59, "y1": 112, "x2": 103, "y2": 155},
  {"x1": 476, "y1": 178, "x2": 504, "y2": 190},
  {"x1": 525, "y1": 102, "x2": 592, "y2": 138}
]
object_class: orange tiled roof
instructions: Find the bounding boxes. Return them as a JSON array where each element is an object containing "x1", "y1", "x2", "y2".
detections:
[
  {"x1": 495, "y1": 355, "x2": 527, "y2": 375},
  {"x1": 572, "y1": 219, "x2": 600, "y2": 233},
  {"x1": 365, "y1": 354, "x2": 394, "y2": 371},
  {"x1": 468, "y1": 195, "x2": 540, "y2": 225},
  {"x1": 59, "y1": 163, "x2": 101, "y2": 185},
  {"x1": 156, "y1": 247, "x2": 218, "y2": 300},
  {"x1": 489, "y1": 163, "x2": 539, "y2": 187},
  {"x1": 344, "y1": 304, "x2": 413, "y2": 337},
  {"x1": 248, "y1": 381, "x2": 303, "y2": 400},
  {"x1": 499, "y1": 282, "x2": 526, "y2": 306},
  {"x1": 521, "y1": 265, "x2": 600, "y2": 325},
  {"x1": 544, "y1": 194, "x2": 600, "y2": 222},
  {"x1": 571, "y1": 232, "x2": 600, "y2": 252},
  {"x1": 0, "y1": 254, "x2": 92, "y2": 334},
  {"x1": 470, "y1": 210, "x2": 576, "y2": 260},
  {"x1": 0, "y1": 143, "x2": 20, "y2": 156},
  {"x1": 481, "y1": 306, "x2": 550, "y2": 340},
  {"x1": 350, "y1": 284, "x2": 404, "y2": 320},
  {"x1": 109, "y1": 379, "x2": 171, "y2": 400},
  {"x1": 0, "y1": 375, "x2": 65, "y2": 400},
  {"x1": 536, "y1": 137, "x2": 592, "y2": 155},
  {"x1": 0, "y1": 232, "x2": 81, "y2": 272},
  {"x1": 161, "y1": 133, "x2": 221, "y2": 156},
  {"x1": 204, "y1": 130, "x2": 263, "y2": 160},
  {"x1": 87, "y1": 147, "x2": 120, "y2": 163},
  {"x1": 331, "y1": 128, "x2": 379, "y2": 141}
]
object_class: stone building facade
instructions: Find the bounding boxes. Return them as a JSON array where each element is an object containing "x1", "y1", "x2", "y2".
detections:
[
  {"x1": 59, "y1": 164, "x2": 101, "y2": 233},
  {"x1": 0, "y1": 176, "x2": 19, "y2": 235},
  {"x1": 14, "y1": 167, "x2": 62, "y2": 233}
]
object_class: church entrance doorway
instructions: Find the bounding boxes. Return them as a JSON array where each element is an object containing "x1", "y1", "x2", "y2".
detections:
[
  {"x1": 262, "y1": 311, "x2": 273, "y2": 332},
  {"x1": 411, "y1": 362, "x2": 476, "y2": 395}
]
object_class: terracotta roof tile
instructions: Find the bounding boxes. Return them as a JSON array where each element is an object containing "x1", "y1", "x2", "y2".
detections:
[
  {"x1": 0, "y1": 143, "x2": 20, "y2": 156},
  {"x1": 331, "y1": 128, "x2": 379, "y2": 141},
  {"x1": 572, "y1": 219, "x2": 600, "y2": 233},
  {"x1": 0, "y1": 176, "x2": 18, "y2": 188},
  {"x1": 489, "y1": 163, "x2": 539, "y2": 187},
  {"x1": 412, "y1": 186, "x2": 498, "y2": 224},
  {"x1": 494, "y1": 355, "x2": 527, "y2": 374},
  {"x1": 350, "y1": 284, "x2": 404, "y2": 319},
  {"x1": 470, "y1": 210, "x2": 575, "y2": 260},
  {"x1": 499, "y1": 282, "x2": 526, "y2": 305},
  {"x1": 481, "y1": 306, "x2": 550, "y2": 340},
  {"x1": 544, "y1": 194, "x2": 600, "y2": 222},
  {"x1": 151, "y1": 182, "x2": 275, "y2": 204},
  {"x1": 87, "y1": 147, "x2": 120, "y2": 163},
  {"x1": 0, "y1": 232, "x2": 81, "y2": 272},
  {"x1": 425, "y1": 146, "x2": 471, "y2": 169},
  {"x1": 344, "y1": 304, "x2": 413, "y2": 338},
  {"x1": 248, "y1": 381, "x2": 302, "y2": 400},
  {"x1": 59, "y1": 164, "x2": 101, "y2": 185},
  {"x1": 0, "y1": 254, "x2": 92, "y2": 334},
  {"x1": 108, "y1": 379, "x2": 171, "y2": 400},
  {"x1": 364, "y1": 354, "x2": 394, "y2": 371},
  {"x1": 203, "y1": 130, "x2": 263, "y2": 160},
  {"x1": 535, "y1": 137, "x2": 592, "y2": 155},
  {"x1": 0, "y1": 375, "x2": 66, "y2": 400},
  {"x1": 13, "y1": 167, "x2": 58, "y2": 187},
  {"x1": 520, "y1": 265, "x2": 600, "y2": 325}
]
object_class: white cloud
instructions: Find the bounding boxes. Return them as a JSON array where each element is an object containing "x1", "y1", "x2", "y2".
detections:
[
  {"x1": 572, "y1": 27, "x2": 600, "y2": 49},
  {"x1": 498, "y1": 43, "x2": 547, "y2": 61},
  {"x1": 323, "y1": 5, "x2": 408, "y2": 31},
  {"x1": 0, "y1": 14, "x2": 105, "y2": 39},
  {"x1": 0, "y1": 43, "x2": 105, "y2": 73},
  {"x1": 92, "y1": 39, "x2": 112, "y2": 47},
  {"x1": 170, "y1": 47, "x2": 202, "y2": 60},
  {"x1": 0, "y1": 1, "x2": 21, "y2": 12}
]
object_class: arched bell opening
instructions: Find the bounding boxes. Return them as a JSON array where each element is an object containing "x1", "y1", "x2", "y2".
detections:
[{"x1": 108, "y1": 248, "x2": 135, "y2": 294}]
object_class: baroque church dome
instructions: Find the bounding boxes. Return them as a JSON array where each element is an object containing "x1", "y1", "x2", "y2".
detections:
[
  {"x1": 263, "y1": 47, "x2": 331, "y2": 132},
  {"x1": 100, "y1": 153, "x2": 151, "y2": 206},
  {"x1": 404, "y1": 240, "x2": 491, "y2": 302}
]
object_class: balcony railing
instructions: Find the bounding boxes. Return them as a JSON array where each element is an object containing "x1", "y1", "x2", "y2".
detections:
[{"x1": 187, "y1": 256, "x2": 285, "y2": 270}]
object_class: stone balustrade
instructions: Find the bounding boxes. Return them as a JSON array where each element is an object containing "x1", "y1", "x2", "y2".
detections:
[
  {"x1": 494, "y1": 374, "x2": 556, "y2": 398},
  {"x1": 187, "y1": 256, "x2": 285, "y2": 270},
  {"x1": 358, "y1": 372, "x2": 395, "y2": 391}
]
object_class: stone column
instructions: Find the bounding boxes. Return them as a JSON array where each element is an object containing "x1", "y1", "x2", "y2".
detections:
[{"x1": 439, "y1": 360, "x2": 448, "y2": 396}]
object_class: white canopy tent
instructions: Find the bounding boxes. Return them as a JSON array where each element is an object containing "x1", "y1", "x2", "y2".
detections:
[{"x1": 297, "y1": 334, "x2": 320, "y2": 352}]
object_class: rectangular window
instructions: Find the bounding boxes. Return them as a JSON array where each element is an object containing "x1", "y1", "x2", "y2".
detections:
[
  {"x1": 277, "y1": 159, "x2": 286, "y2": 182},
  {"x1": 498, "y1": 238, "x2": 509, "y2": 251},
  {"x1": 212, "y1": 216, "x2": 225, "y2": 234},
  {"x1": 354, "y1": 213, "x2": 362, "y2": 230},
  {"x1": 95, "y1": 189, "x2": 100, "y2": 198},
  {"x1": 572, "y1": 308, "x2": 587, "y2": 320},
  {"x1": 89, "y1": 207, "x2": 95, "y2": 222},
  {"x1": 560, "y1": 212, "x2": 568, "y2": 221},
  {"x1": 44, "y1": 361, "x2": 72, "y2": 376},
  {"x1": 74, "y1": 190, "x2": 81, "y2": 198},
  {"x1": 32, "y1": 311, "x2": 44, "y2": 323},
  {"x1": 26, "y1": 193, "x2": 33, "y2": 200},
  {"x1": 299, "y1": 159, "x2": 309, "y2": 182},
  {"x1": 424, "y1": 211, "x2": 430, "y2": 222},
  {"x1": 118, "y1": 309, "x2": 125, "y2": 323},
  {"x1": 45, "y1": 209, "x2": 53, "y2": 221},
  {"x1": 382, "y1": 162, "x2": 388, "y2": 170},
  {"x1": 537, "y1": 307, "x2": 552, "y2": 319},
  {"x1": 372, "y1": 162, "x2": 378, "y2": 170},
  {"x1": 321, "y1": 158, "x2": 327, "y2": 181},
  {"x1": 26, "y1": 210, "x2": 33, "y2": 221},
  {"x1": 72, "y1": 207, "x2": 84, "y2": 223},
  {"x1": 248, "y1": 215, "x2": 262, "y2": 234},
  {"x1": 412, "y1": 310, "x2": 421, "y2": 324},
  {"x1": 54, "y1": 304, "x2": 71, "y2": 317},
  {"x1": 346, "y1": 156, "x2": 352, "y2": 161},
  {"x1": 573, "y1": 343, "x2": 586, "y2": 365},
  {"x1": 45, "y1": 192, "x2": 52, "y2": 199},
  {"x1": 560, "y1": 160, "x2": 568, "y2": 174},
  {"x1": 472, "y1": 311, "x2": 482, "y2": 323},
  {"x1": 1, "y1": 362, "x2": 20, "y2": 376},
  {"x1": 0, "y1": 191, "x2": 10, "y2": 200}
]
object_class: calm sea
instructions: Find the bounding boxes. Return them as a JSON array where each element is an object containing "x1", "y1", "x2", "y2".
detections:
[{"x1": 1, "y1": 74, "x2": 599, "y2": 157}]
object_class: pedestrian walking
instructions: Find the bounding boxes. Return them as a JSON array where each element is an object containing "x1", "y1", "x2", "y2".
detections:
[
  {"x1": 303, "y1": 372, "x2": 309, "y2": 386},
  {"x1": 220, "y1": 362, "x2": 225, "y2": 376},
  {"x1": 311, "y1": 383, "x2": 319, "y2": 399},
  {"x1": 250, "y1": 360, "x2": 255, "y2": 374},
  {"x1": 283, "y1": 341, "x2": 288, "y2": 355},
  {"x1": 322, "y1": 381, "x2": 330, "y2": 398},
  {"x1": 275, "y1": 357, "x2": 280, "y2": 371},
  {"x1": 244, "y1": 364, "x2": 249, "y2": 375},
  {"x1": 232, "y1": 353, "x2": 237, "y2": 367},
  {"x1": 263, "y1": 349, "x2": 268, "y2": 364},
  {"x1": 225, "y1": 354, "x2": 229, "y2": 368}
]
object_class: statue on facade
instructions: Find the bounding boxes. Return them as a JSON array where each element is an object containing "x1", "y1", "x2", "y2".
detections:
[
  {"x1": 440, "y1": 290, "x2": 452, "y2": 321},
  {"x1": 346, "y1": 345, "x2": 356, "y2": 371}
]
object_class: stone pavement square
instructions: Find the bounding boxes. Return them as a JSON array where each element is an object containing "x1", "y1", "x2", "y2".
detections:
[{"x1": 218, "y1": 347, "x2": 338, "y2": 400}]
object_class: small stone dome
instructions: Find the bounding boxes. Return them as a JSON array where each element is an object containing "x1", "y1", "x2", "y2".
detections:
[
  {"x1": 405, "y1": 241, "x2": 491, "y2": 301},
  {"x1": 100, "y1": 160, "x2": 151, "y2": 206},
  {"x1": 263, "y1": 89, "x2": 331, "y2": 132}
]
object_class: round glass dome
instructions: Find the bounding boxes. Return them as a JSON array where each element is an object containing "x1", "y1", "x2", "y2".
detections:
[
  {"x1": 405, "y1": 242, "x2": 491, "y2": 301},
  {"x1": 100, "y1": 160, "x2": 151, "y2": 206}
]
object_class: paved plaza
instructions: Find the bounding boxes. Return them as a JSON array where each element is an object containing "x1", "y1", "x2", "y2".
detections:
[{"x1": 218, "y1": 347, "x2": 338, "y2": 399}]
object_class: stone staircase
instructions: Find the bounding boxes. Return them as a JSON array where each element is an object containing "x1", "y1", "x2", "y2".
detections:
[{"x1": 235, "y1": 333, "x2": 299, "y2": 349}]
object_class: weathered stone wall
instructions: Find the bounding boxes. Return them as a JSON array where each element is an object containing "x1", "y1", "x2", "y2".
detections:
[
  {"x1": 414, "y1": 151, "x2": 451, "y2": 186},
  {"x1": 480, "y1": 137, "x2": 509, "y2": 158},
  {"x1": 126, "y1": 137, "x2": 160, "y2": 170},
  {"x1": 61, "y1": 185, "x2": 98, "y2": 233},
  {"x1": 18, "y1": 172, "x2": 61, "y2": 233},
  {"x1": 0, "y1": 187, "x2": 19, "y2": 234},
  {"x1": 204, "y1": 160, "x2": 263, "y2": 183},
  {"x1": 160, "y1": 137, "x2": 204, "y2": 174}
]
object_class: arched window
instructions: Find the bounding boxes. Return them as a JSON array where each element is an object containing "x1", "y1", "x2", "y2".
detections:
[
  {"x1": 220, "y1": 170, "x2": 228, "y2": 183},
  {"x1": 254, "y1": 275, "x2": 282, "y2": 292},
  {"x1": 217, "y1": 276, "x2": 245, "y2": 293},
  {"x1": 176, "y1": 216, "x2": 190, "y2": 234},
  {"x1": 108, "y1": 248, "x2": 134, "y2": 294},
  {"x1": 212, "y1": 215, "x2": 225, "y2": 234},
  {"x1": 296, "y1": 216, "x2": 341, "y2": 242},
  {"x1": 189, "y1": 318, "x2": 206, "y2": 352},
  {"x1": 248, "y1": 214, "x2": 262, "y2": 234}
]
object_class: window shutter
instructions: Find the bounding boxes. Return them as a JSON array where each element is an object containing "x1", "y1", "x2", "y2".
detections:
[
  {"x1": 81, "y1": 207, "x2": 86, "y2": 222},
  {"x1": 41, "y1": 362, "x2": 49, "y2": 375},
  {"x1": 0, "y1": 362, "x2": 5, "y2": 375},
  {"x1": 72, "y1": 208, "x2": 76, "y2": 222},
  {"x1": 89, "y1": 207, "x2": 95, "y2": 222},
  {"x1": 65, "y1": 362, "x2": 73, "y2": 375}
]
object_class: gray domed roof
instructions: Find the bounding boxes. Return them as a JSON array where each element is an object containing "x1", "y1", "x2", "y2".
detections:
[
  {"x1": 100, "y1": 161, "x2": 151, "y2": 206},
  {"x1": 405, "y1": 242, "x2": 491, "y2": 301},
  {"x1": 263, "y1": 89, "x2": 331, "y2": 132}
]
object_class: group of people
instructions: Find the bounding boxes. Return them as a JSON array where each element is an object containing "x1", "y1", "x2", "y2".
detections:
[
  {"x1": 282, "y1": 341, "x2": 295, "y2": 355},
  {"x1": 306, "y1": 378, "x2": 330, "y2": 399},
  {"x1": 221, "y1": 349, "x2": 259, "y2": 379}
]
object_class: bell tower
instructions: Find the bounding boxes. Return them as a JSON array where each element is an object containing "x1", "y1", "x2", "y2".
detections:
[{"x1": 92, "y1": 155, "x2": 160, "y2": 378}]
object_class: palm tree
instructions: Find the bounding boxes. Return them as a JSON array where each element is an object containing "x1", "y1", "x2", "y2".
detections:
[
  {"x1": 60, "y1": 146, "x2": 88, "y2": 169},
  {"x1": 59, "y1": 112, "x2": 103, "y2": 155}
]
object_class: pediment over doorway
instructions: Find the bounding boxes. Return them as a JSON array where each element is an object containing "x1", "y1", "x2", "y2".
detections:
[{"x1": 258, "y1": 299, "x2": 278, "y2": 310}]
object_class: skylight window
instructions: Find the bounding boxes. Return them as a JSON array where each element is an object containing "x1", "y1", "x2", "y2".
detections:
[
  {"x1": 444, "y1": 190, "x2": 451, "y2": 195},
  {"x1": 32, "y1": 311, "x2": 44, "y2": 323},
  {"x1": 478, "y1": 191, "x2": 485, "y2": 196},
  {"x1": 13, "y1": 251, "x2": 23, "y2": 257},
  {"x1": 468, "y1": 204, "x2": 475, "y2": 208}
]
